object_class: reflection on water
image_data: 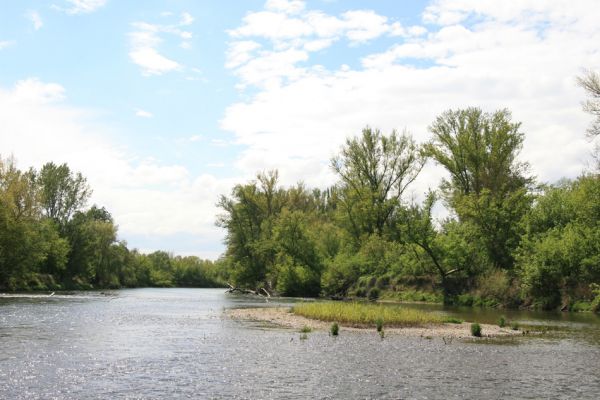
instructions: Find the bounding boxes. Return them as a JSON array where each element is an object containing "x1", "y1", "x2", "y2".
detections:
[{"x1": 1, "y1": 288, "x2": 599, "y2": 399}]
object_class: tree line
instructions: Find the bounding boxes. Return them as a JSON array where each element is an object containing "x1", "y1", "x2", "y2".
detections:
[
  {"x1": 0, "y1": 158, "x2": 225, "y2": 291},
  {"x1": 218, "y1": 103, "x2": 600, "y2": 311}
]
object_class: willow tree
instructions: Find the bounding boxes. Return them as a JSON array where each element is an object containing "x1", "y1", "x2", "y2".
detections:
[
  {"x1": 331, "y1": 127, "x2": 424, "y2": 243},
  {"x1": 425, "y1": 108, "x2": 533, "y2": 270}
]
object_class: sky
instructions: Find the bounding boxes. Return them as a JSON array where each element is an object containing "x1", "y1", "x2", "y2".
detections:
[{"x1": 1, "y1": 0, "x2": 599, "y2": 259}]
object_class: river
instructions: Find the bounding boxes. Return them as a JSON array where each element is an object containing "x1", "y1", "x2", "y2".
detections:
[{"x1": 1, "y1": 288, "x2": 599, "y2": 399}]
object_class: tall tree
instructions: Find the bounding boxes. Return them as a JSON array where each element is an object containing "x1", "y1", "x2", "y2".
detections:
[
  {"x1": 577, "y1": 69, "x2": 600, "y2": 138},
  {"x1": 425, "y1": 108, "x2": 533, "y2": 269},
  {"x1": 38, "y1": 162, "x2": 91, "y2": 230},
  {"x1": 331, "y1": 127, "x2": 424, "y2": 241}
]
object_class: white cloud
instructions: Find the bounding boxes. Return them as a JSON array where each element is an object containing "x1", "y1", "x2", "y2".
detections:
[
  {"x1": 266, "y1": 0, "x2": 306, "y2": 15},
  {"x1": 0, "y1": 40, "x2": 16, "y2": 50},
  {"x1": 135, "y1": 108, "x2": 153, "y2": 118},
  {"x1": 26, "y1": 11, "x2": 43, "y2": 30},
  {"x1": 180, "y1": 12, "x2": 194, "y2": 26},
  {"x1": 226, "y1": 2, "x2": 428, "y2": 89},
  {"x1": 128, "y1": 14, "x2": 195, "y2": 76},
  {"x1": 56, "y1": 0, "x2": 107, "y2": 15},
  {"x1": 0, "y1": 78, "x2": 230, "y2": 257},
  {"x1": 221, "y1": 0, "x2": 599, "y2": 196}
]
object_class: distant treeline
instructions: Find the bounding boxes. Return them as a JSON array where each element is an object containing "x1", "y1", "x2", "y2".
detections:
[
  {"x1": 217, "y1": 107, "x2": 600, "y2": 311},
  {"x1": 0, "y1": 158, "x2": 225, "y2": 291}
]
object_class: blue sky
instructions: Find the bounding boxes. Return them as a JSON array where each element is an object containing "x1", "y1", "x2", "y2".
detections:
[{"x1": 1, "y1": 0, "x2": 598, "y2": 258}]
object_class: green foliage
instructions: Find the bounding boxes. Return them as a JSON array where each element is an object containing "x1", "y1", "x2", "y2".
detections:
[
  {"x1": 330, "y1": 322, "x2": 339, "y2": 336},
  {"x1": 444, "y1": 317, "x2": 463, "y2": 324},
  {"x1": 425, "y1": 107, "x2": 533, "y2": 270},
  {"x1": 367, "y1": 287, "x2": 380, "y2": 301},
  {"x1": 0, "y1": 156, "x2": 225, "y2": 291},
  {"x1": 591, "y1": 284, "x2": 600, "y2": 313},
  {"x1": 511, "y1": 322, "x2": 520, "y2": 331},
  {"x1": 471, "y1": 323, "x2": 482, "y2": 337},
  {"x1": 300, "y1": 326, "x2": 312, "y2": 333},
  {"x1": 498, "y1": 316, "x2": 506, "y2": 328},
  {"x1": 376, "y1": 317, "x2": 384, "y2": 332}
]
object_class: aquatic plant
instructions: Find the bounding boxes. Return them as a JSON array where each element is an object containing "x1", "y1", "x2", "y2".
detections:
[
  {"x1": 330, "y1": 322, "x2": 339, "y2": 336},
  {"x1": 471, "y1": 323, "x2": 482, "y2": 337},
  {"x1": 498, "y1": 316, "x2": 506, "y2": 328}
]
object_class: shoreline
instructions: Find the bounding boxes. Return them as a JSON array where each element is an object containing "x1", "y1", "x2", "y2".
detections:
[{"x1": 225, "y1": 307, "x2": 522, "y2": 338}]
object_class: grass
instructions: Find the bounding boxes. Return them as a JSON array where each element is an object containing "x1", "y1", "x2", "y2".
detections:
[
  {"x1": 498, "y1": 316, "x2": 506, "y2": 328},
  {"x1": 471, "y1": 323, "x2": 482, "y2": 337},
  {"x1": 293, "y1": 302, "x2": 445, "y2": 327},
  {"x1": 443, "y1": 317, "x2": 463, "y2": 324},
  {"x1": 330, "y1": 322, "x2": 339, "y2": 336},
  {"x1": 300, "y1": 325, "x2": 312, "y2": 333}
]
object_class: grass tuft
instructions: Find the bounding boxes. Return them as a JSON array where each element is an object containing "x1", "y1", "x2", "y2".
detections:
[
  {"x1": 471, "y1": 323, "x2": 482, "y2": 337},
  {"x1": 300, "y1": 325, "x2": 312, "y2": 333},
  {"x1": 498, "y1": 316, "x2": 506, "y2": 328},
  {"x1": 330, "y1": 322, "x2": 339, "y2": 336}
]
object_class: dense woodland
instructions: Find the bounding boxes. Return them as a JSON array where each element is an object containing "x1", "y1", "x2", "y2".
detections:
[
  {"x1": 2, "y1": 72, "x2": 599, "y2": 311},
  {"x1": 0, "y1": 159, "x2": 225, "y2": 290},
  {"x1": 218, "y1": 72, "x2": 600, "y2": 311}
]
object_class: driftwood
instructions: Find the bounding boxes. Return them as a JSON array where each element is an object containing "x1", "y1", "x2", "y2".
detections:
[{"x1": 226, "y1": 283, "x2": 272, "y2": 298}]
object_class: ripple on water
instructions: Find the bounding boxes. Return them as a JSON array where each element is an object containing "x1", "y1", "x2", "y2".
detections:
[{"x1": 1, "y1": 288, "x2": 600, "y2": 399}]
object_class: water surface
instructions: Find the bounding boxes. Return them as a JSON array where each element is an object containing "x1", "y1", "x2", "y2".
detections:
[{"x1": 1, "y1": 288, "x2": 599, "y2": 399}]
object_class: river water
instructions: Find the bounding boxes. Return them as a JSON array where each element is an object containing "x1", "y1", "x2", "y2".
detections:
[{"x1": 1, "y1": 288, "x2": 599, "y2": 399}]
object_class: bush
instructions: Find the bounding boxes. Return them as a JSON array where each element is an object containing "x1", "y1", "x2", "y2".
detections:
[
  {"x1": 470, "y1": 323, "x2": 482, "y2": 337},
  {"x1": 376, "y1": 317, "x2": 384, "y2": 332},
  {"x1": 330, "y1": 322, "x2": 339, "y2": 336},
  {"x1": 368, "y1": 287, "x2": 380, "y2": 301},
  {"x1": 498, "y1": 316, "x2": 506, "y2": 328}
]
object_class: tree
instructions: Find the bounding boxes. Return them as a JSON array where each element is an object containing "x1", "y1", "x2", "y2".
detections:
[
  {"x1": 38, "y1": 162, "x2": 91, "y2": 231},
  {"x1": 216, "y1": 171, "x2": 283, "y2": 290},
  {"x1": 577, "y1": 70, "x2": 600, "y2": 138},
  {"x1": 425, "y1": 108, "x2": 533, "y2": 269},
  {"x1": 331, "y1": 127, "x2": 424, "y2": 242}
]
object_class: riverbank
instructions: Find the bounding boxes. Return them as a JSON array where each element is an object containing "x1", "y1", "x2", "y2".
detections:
[{"x1": 226, "y1": 307, "x2": 522, "y2": 338}]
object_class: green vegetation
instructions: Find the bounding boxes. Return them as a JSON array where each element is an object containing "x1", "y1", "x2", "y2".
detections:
[
  {"x1": 5, "y1": 93, "x2": 599, "y2": 310},
  {"x1": 0, "y1": 157, "x2": 226, "y2": 291},
  {"x1": 498, "y1": 316, "x2": 506, "y2": 328},
  {"x1": 511, "y1": 322, "x2": 520, "y2": 331},
  {"x1": 218, "y1": 105, "x2": 600, "y2": 312},
  {"x1": 444, "y1": 317, "x2": 463, "y2": 324},
  {"x1": 471, "y1": 323, "x2": 482, "y2": 337},
  {"x1": 330, "y1": 322, "x2": 339, "y2": 336},
  {"x1": 300, "y1": 325, "x2": 312, "y2": 333},
  {"x1": 376, "y1": 317, "x2": 384, "y2": 332},
  {"x1": 293, "y1": 302, "x2": 443, "y2": 327}
]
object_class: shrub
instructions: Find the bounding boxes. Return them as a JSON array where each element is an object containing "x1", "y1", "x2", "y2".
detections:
[
  {"x1": 471, "y1": 323, "x2": 482, "y2": 337},
  {"x1": 367, "y1": 287, "x2": 380, "y2": 301},
  {"x1": 376, "y1": 317, "x2": 384, "y2": 332},
  {"x1": 330, "y1": 322, "x2": 339, "y2": 336},
  {"x1": 498, "y1": 316, "x2": 506, "y2": 328}
]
